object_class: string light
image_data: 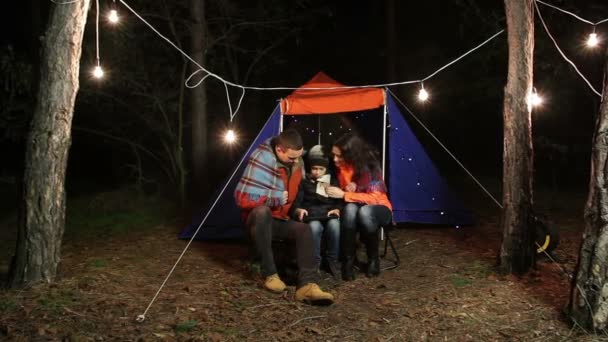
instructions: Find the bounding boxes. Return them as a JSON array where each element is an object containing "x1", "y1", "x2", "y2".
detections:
[
  {"x1": 224, "y1": 129, "x2": 237, "y2": 144},
  {"x1": 527, "y1": 88, "x2": 543, "y2": 108},
  {"x1": 108, "y1": 9, "x2": 119, "y2": 24},
  {"x1": 92, "y1": 64, "x2": 104, "y2": 79},
  {"x1": 417, "y1": 84, "x2": 429, "y2": 102},
  {"x1": 587, "y1": 32, "x2": 599, "y2": 47}
]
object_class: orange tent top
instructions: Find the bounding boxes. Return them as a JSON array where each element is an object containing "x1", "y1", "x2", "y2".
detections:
[{"x1": 280, "y1": 72, "x2": 385, "y2": 115}]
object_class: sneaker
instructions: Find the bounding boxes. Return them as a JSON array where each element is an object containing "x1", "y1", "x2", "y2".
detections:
[
  {"x1": 264, "y1": 274, "x2": 286, "y2": 293},
  {"x1": 295, "y1": 283, "x2": 334, "y2": 305}
]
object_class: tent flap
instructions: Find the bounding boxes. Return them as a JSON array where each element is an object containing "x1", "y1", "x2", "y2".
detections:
[{"x1": 280, "y1": 72, "x2": 384, "y2": 115}]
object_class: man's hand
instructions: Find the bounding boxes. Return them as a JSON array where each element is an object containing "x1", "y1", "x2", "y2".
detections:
[
  {"x1": 282, "y1": 191, "x2": 289, "y2": 204},
  {"x1": 345, "y1": 182, "x2": 357, "y2": 192},
  {"x1": 295, "y1": 208, "x2": 308, "y2": 221},
  {"x1": 327, "y1": 209, "x2": 340, "y2": 217},
  {"x1": 326, "y1": 186, "x2": 345, "y2": 199}
]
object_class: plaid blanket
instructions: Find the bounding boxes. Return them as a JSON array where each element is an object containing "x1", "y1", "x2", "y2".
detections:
[{"x1": 234, "y1": 138, "x2": 304, "y2": 210}]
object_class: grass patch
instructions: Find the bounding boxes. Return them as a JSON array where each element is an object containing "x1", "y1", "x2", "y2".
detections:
[
  {"x1": 450, "y1": 261, "x2": 492, "y2": 288},
  {"x1": 87, "y1": 258, "x2": 108, "y2": 268},
  {"x1": 174, "y1": 320, "x2": 197, "y2": 333},
  {"x1": 464, "y1": 261, "x2": 493, "y2": 279},
  {"x1": 36, "y1": 289, "x2": 82, "y2": 315},
  {"x1": 451, "y1": 276, "x2": 473, "y2": 288},
  {"x1": 65, "y1": 188, "x2": 175, "y2": 240},
  {"x1": 0, "y1": 298, "x2": 18, "y2": 312}
]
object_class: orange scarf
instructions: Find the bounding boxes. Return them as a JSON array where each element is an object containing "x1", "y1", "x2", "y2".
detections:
[{"x1": 337, "y1": 164, "x2": 354, "y2": 189}]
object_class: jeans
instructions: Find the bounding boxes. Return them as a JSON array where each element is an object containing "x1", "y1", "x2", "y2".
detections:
[
  {"x1": 309, "y1": 218, "x2": 340, "y2": 266},
  {"x1": 245, "y1": 206, "x2": 317, "y2": 287},
  {"x1": 341, "y1": 203, "x2": 392, "y2": 258}
]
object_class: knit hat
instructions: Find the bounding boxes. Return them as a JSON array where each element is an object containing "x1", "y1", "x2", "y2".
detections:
[{"x1": 307, "y1": 145, "x2": 329, "y2": 167}]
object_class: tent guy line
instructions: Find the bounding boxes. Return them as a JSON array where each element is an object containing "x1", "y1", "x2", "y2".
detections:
[
  {"x1": 134, "y1": 106, "x2": 281, "y2": 323},
  {"x1": 387, "y1": 89, "x2": 503, "y2": 209}
]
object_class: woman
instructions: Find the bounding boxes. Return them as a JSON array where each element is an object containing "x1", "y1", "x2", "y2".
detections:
[{"x1": 326, "y1": 133, "x2": 393, "y2": 280}]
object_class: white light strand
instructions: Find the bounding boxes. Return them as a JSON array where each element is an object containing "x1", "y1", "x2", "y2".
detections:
[
  {"x1": 535, "y1": 1, "x2": 603, "y2": 98},
  {"x1": 95, "y1": 0, "x2": 100, "y2": 62},
  {"x1": 536, "y1": 0, "x2": 608, "y2": 26},
  {"x1": 119, "y1": 0, "x2": 504, "y2": 92},
  {"x1": 421, "y1": 30, "x2": 505, "y2": 82}
]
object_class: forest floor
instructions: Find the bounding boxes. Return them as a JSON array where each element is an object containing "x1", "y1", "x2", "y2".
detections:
[{"x1": 0, "y1": 187, "x2": 603, "y2": 341}]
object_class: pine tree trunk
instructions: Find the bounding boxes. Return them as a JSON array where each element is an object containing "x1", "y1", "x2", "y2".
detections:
[
  {"x1": 498, "y1": 0, "x2": 535, "y2": 274},
  {"x1": 8, "y1": 1, "x2": 90, "y2": 288},
  {"x1": 569, "y1": 48, "x2": 608, "y2": 330},
  {"x1": 190, "y1": 0, "x2": 209, "y2": 198}
]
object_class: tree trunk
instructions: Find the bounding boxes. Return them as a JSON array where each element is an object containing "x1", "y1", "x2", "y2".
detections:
[
  {"x1": 569, "y1": 48, "x2": 608, "y2": 331},
  {"x1": 8, "y1": 0, "x2": 91, "y2": 288},
  {"x1": 498, "y1": 0, "x2": 535, "y2": 274},
  {"x1": 190, "y1": 0, "x2": 209, "y2": 198}
]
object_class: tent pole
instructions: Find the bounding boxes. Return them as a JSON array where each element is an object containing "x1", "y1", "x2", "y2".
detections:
[
  {"x1": 382, "y1": 90, "x2": 388, "y2": 179},
  {"x1": 318, "y1": 115, "x2": 321, "y2": 145}
]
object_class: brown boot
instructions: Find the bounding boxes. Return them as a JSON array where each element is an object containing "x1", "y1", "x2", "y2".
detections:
[
  {"x1": 295, "y1": 283, "x2": 334, "y2": 305},
  {"x1": 264, "y1": 274, "x2": 286, "y2": 293}
]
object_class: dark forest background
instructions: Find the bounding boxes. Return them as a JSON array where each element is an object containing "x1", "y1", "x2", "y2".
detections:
[{"x1": 0, "y1": 0, "x2": 606, "y2": 216}]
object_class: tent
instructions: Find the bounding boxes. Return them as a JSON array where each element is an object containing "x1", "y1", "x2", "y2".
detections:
[{"x1": 180, "y1": 72, "x2": 474, "y2": 240}]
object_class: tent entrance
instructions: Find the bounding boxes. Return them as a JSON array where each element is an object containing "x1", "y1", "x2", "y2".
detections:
[{"x1": 282, "y1": 107, "x2": 385, "y2": 159}]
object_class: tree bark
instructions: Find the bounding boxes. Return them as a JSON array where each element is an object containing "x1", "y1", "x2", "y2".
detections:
[
  {"x1": 190, "y1": 0, "x2": 209, "y2": 198},
  {"x1": 8, "y1": 0, "x2": 91, "y2": 287},
  {"x1": 569, "y1": 48, "x2": 608, "y2": 331},
  {"x1": 498, "y1": 0, "x2": 535, "y2": 274}
]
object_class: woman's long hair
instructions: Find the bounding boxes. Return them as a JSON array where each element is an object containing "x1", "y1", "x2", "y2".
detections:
[{"x1": 332, "y1": 133, "x2": 382, "y2": 179}]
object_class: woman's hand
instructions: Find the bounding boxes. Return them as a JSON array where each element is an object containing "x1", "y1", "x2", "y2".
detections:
[
  {"x1": 326, "y1": 186, "x2": 345, "y2": 199},
  {"x1": 327, "y1": 209, "x2": 340, "y2": 217},
  {"x1": 345, "y1": 182, "x2": 357, "y2": 192},
  {"x1": 294, "y1": 208, "x2": 308, "y2": 221}
]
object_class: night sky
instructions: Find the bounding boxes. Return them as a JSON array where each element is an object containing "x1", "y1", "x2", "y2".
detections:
[{"x1": 1, "y1": 0, "x2": 607, "y2": 209}]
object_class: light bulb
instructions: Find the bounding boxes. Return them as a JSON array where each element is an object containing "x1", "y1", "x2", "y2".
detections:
[
  {"x1": 528, "y1": 92, "x2": 543, "y2": 107},
  {"x1": 418, "y1": 88, "x2": 429, "y2": 102},
  {"x1": 224, "y1": 129, "x2": 236, "y2": 143},
  {"x1": 92, "y1": 65, "x2": 104, "y2": 79},
  {"x1": 587, "y1": 33, "x2": 599, "y2": 47},
  {"x1": 108, "y1": 9, "x2": 119, "y2": 24}
]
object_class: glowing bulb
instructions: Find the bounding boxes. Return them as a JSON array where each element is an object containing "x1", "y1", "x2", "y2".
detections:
[
  {"x1": 587, "y1": 33, "x2": 599, "y2": 47},
  {"x1": 528, "y1": 92, "x2": 543, "y2": 107},
  {"x1": 108, "y1": 9, "x2": 119, "y2": 23},
  {"x1": 224, "y1": 129, "x2": 236, "y2": 143},
  {"x1": 418, "y1": 88, "x2": 429, "y2": 102},
  {"x1": 92, "y1": 65, "x2": 104, "y2": 79}
]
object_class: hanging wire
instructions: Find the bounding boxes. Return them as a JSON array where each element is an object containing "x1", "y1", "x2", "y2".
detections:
[
  {"x1": 534, "y1": 1, "x2": 603, "y2": 98},
  {"x1": 119, "y1": 0, "x2": 503, "y2": 91},
  {"x1": 95, "y1": 0, "x2": 100, "y2": 66},
  {"x1": 535, "y1": 0, "x2": 608, "y2": 26}
]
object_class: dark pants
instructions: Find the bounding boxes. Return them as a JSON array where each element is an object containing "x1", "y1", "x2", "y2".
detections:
[
  {"x1": 341, "y1": 203, "x2": 393, "y2": 258},
  {"x1": 246, "y1": 206, "x2": 317, "y2": 287}
]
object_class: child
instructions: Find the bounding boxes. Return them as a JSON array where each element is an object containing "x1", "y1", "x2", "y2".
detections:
[{"x1": 292, "y1": 145, "x2": 342, "y2": 278}]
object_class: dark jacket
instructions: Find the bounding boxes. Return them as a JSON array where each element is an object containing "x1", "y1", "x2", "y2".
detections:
[{"x1": 292, "y1": 173, "x2": 343, "y2": 221}]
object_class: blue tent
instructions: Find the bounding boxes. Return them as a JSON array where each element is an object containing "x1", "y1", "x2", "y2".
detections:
[{"x1": 180, "y1": 73, "x2": 474, "y2": 240}]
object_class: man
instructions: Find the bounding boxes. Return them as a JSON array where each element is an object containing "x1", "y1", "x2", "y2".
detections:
[{"x1": 234, "y1": 129, "x2": 334, "y2": 305}]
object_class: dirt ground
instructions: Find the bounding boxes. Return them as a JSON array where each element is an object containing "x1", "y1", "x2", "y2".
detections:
[{"x1": 0, "y1": 190, "x2": 602, "y2": 341}]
